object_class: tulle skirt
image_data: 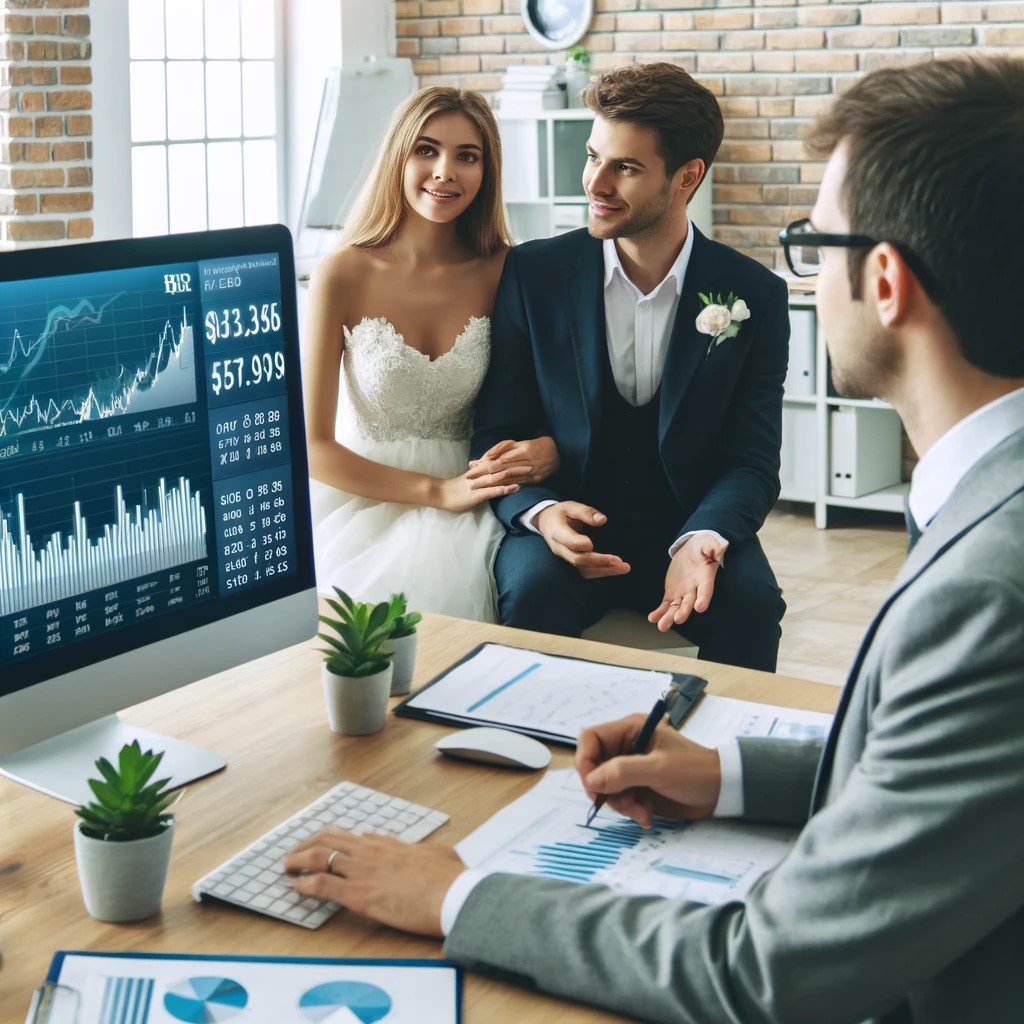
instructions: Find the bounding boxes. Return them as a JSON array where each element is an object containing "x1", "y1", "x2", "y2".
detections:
[{"x1": 309, "y1": 436, "x2": 502, "y2": 623}]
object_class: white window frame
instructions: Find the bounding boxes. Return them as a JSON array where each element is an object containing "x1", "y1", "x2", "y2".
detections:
[{"x1": 91, "y1": 0, "x2": 286, "y2": 241}]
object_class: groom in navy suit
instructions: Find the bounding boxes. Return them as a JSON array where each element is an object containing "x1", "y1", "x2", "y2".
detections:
[{"x1": 472, "y1": 62, "x2": 789, "y2": 671}]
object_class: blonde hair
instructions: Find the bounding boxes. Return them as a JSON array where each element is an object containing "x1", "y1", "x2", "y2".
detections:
[{"x1": 342, "y1": 86, "x2": 513, "y2": 256}]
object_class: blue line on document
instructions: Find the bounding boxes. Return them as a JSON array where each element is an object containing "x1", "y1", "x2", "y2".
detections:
[
  {"x1": 466, "y1": 662, "x2": 542, "y2": 713},
  {"x1": 656, "y1": 864, "x2": 737, "y2": 885}
]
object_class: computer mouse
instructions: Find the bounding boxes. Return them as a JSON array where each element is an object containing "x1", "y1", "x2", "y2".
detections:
[{"x1": 434, "y1": 727, "x2": 552, "y2": 770}]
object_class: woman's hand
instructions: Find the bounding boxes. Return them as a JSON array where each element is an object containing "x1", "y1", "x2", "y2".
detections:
[
  {"x1": 470, "y1": 435, "x2": 560, "y2": 487},
  {"x1": 433, "y1": 466, "x2": 526, "y2": 513}
]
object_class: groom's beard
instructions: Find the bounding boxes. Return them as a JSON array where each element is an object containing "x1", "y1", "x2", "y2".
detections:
[{"x1": 587, "y1": 181, "x2": 675, "y2": 241}]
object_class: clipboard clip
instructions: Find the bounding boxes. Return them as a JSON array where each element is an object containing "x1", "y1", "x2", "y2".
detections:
[
  {"x1": 24, "y1": 982, "x2": 80, "y2": 1024},
  {"x1": 663, "y1": 673, "x2": 708, "y2": 730}
]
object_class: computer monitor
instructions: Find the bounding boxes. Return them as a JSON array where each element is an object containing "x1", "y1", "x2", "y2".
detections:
[{"x1": 0, "y1": 224, "x2": 318, "y2": 805}]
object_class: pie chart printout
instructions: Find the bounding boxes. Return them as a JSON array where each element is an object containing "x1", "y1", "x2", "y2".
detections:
[
  {"x1": 299, "y1": 980, "x2": 393, "y2": 1023},
  {"x1": 163, "y1": 976, "x2": 249, "y2": 1022}
]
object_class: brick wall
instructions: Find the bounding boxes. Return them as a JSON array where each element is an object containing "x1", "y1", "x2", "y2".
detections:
[
  {"x1": 397, "y1": 0, "x2": 1024, "y2": 269},
  {"x1": 0, "y1": 0, "x2": 92, "y2": 249}
]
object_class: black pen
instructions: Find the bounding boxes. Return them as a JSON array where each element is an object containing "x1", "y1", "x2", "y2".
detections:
[
  {"x1": 583, "y1": 674, "x2": 708, "y2": 827},
  {"x1": 585, "y1": 696, "x2": 668, "y2": 827}
]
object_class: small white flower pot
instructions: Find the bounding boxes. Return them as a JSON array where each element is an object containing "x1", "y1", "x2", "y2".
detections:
[
  {"x1": 322, "y1": 663, "x2": 393, "y2": 735},
  {"x1": 74, "y1": 819, "x2": 174, "y2": 922},
  {"x1": 565, "y1": 64, "x2": 590, "y2": 107},
  {"x1": 382, "y1": 631, "x2": 418, "y2": 696}
]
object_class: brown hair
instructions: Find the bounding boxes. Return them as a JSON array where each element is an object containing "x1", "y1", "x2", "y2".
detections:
[
  {"x1": 806, "y1": 56, "x2": 1024, "y2": 377},
  {"x1": 342, "y1": 86, "x2": 513, "y2": 256},
  {"x1": 583, "y1": 62, "x2": 723, "y2": 189}
]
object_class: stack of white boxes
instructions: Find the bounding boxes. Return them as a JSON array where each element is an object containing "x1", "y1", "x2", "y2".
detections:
[{"x1": 496, "y1": 64, "x2": 565, "y2": 117}]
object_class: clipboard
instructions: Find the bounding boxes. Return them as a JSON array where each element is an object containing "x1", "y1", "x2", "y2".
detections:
[
  {"x1": 27, "y1": 950, "x2": 461, "y2": 1024},
  {"x1": 394, "y1": 641, "x2": 707, "y2": 745}
]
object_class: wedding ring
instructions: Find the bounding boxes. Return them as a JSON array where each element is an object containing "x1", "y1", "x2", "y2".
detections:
[{"x1": 326, "y1": 849, "x2": 340, "y2": 875}]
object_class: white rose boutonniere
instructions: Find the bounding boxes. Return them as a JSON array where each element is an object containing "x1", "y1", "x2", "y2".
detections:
[{"x1": 696, "y1": 291, "x2": 751, "y2": 356}]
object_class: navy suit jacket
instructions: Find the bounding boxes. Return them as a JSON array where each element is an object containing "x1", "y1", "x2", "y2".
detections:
[{"x1": 471, "y1": 226, "x2": 790, "y2": 547}]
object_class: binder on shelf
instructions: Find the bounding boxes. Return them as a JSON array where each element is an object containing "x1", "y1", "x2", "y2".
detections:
[
  {"x1": 784, "y1": 308, "x2": 816, "y2": 397},
  {"x1": 28, "y1": 951, "x2": 461, "y2": 1023},
  {"x1": 829, "y1": 405, "x2": 902, "y2": 498},
  {"x1": 780, "y1": 405, "x2": 819, "y2": 502}
]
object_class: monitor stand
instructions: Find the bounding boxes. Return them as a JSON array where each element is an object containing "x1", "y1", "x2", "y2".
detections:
[{"x1": 0, "y1": 714, "x2": 225, "y2": 806}]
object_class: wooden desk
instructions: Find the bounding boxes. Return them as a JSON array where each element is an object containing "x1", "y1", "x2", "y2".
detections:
[{"x1": 0, "y1": 615, "x2": 840, "y2": 1023}]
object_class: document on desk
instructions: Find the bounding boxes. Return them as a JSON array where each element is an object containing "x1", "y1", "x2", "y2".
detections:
[
  {"x1": 457, "y1": 769, "x2": 794, "y2": 905},
  {"x1": 679, "y1": 694, "x2": 833, "y2": 746},
  {"x1": 395, "y1": 642, "x2": 676, "y2": 742},
  {"x1": 30, "y1": 951, "x2": 460, "y2": 1024}
]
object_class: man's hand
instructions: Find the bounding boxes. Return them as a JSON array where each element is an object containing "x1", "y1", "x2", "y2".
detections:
[
  {"x1": 470, "y1": 435, "x2": 560, "y2": 486},
  {"x1": 535, "y1": 501, "x2": 630, "y2": 579},
  {"x1": 649, "y1": 533, "x2": 727, "y2": 632},
  {"x1": 283, "y1": 828, "x2": 466, "y2": 937},
  {"x1": 576, "y1": 714, "x2": 722, "y2": 829}
]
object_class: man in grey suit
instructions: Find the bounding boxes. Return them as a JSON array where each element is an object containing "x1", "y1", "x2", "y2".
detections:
[{"x1": 285, "y1": 57, "x2": 1024, "y2": 1023}]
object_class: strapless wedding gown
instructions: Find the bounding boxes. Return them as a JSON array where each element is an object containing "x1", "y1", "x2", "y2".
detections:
[{"x1": 308, "y1": 315, "x2": 502, "y2": 622}]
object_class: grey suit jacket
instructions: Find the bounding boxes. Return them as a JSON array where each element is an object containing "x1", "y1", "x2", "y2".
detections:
[{"x1": 444, "y1": 427, "x2": 1024, "y2": 1024}]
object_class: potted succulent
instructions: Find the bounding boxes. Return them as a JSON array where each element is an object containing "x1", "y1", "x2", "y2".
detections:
[
  {"x1": 74, "y1": 741, "x2": 176, "y2": 922},
  {"x1": 380, "y1": 592, "x2": 423, "y2": 697},
  {"x1": 319, "y1": 587, "x2": 395, "y2": 735},
  {"x1": 564, "y1": 45, "x2": 591, "y2": 108}
]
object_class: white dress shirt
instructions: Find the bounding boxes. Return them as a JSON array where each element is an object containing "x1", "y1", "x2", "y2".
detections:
[{"x1": 441, "y1": 387, "x2": 1024, "y2": 936}]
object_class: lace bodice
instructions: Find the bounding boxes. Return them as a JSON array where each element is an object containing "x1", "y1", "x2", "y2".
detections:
[{"x1": 339, "y1": 316, "x2": 490, "y2": 443}]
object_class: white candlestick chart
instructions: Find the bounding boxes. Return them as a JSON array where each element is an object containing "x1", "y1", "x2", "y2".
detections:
[{"x1": 0, "y1": 477, "x2": 207, "y2": 616}]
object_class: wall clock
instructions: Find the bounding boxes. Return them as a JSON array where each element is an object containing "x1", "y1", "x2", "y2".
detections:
[{"x1": 521, "y1": 0, "x2": 594, "y2": 50}]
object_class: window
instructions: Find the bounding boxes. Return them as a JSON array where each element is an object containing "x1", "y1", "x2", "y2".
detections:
[{"x1": 128, "y1": 0, "x2": 281, "y2": 237}]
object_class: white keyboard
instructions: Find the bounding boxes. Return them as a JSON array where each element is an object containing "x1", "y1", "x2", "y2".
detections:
[{"x1": 192, "y1": 780, "x2": 449, "y2": 929}]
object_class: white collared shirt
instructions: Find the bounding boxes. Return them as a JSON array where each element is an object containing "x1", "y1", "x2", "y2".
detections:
[
  {"x1": 908, "y1": 386, "x2": 1024, "y2": 530},
  {"x1": 603, "y1": 223, "x2": 693, "y2": 406}
]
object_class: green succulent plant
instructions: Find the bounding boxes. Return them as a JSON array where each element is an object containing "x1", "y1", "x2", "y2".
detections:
[
  {"x1": 319, "y1": 586, "x2": 395, "y2": 677},
  {"x1": 75, "y1": 741, "x2": 175, "y2": 842},
  {"x1": 566, "y1": 45, "x2": 591, "y2": 66},
  {"x1": 386, "y1": 592, "x2": 423, "y2": 640}
]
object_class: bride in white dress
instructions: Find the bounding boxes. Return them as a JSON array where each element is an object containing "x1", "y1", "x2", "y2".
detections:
[{"x1": 303, "y1": 87, "x2": 557, "y2": 622}]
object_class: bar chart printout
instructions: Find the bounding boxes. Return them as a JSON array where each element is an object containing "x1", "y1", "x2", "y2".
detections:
[{"x1": 457, "y1": 770, "x2": 797, "y2": 905}]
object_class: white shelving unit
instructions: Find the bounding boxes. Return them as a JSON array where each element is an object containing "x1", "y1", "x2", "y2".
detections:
[
  {"x1": 782, "y1": 292, "x2": 909, "y2": 528},
  {"x1": 497, "y1": 108, "x2": 713, "y2": 243}
]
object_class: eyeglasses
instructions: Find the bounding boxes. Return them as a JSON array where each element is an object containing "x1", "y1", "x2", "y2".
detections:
[
  {"x1": 778, "y1": 218, "x2": 878, "y2": 277},
  {"x1": 779, "y1": 218, "x2": 945, "y2": 302}
]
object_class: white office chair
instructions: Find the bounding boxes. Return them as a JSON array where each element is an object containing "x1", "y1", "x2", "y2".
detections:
[{"x1": 582, "y1": 609, "x2": 699, "y2": 659}]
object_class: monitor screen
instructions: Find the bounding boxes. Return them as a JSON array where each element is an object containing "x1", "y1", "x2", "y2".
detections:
[{"x1": 0, "y1": 225, "x2": 317, "y2": 803}]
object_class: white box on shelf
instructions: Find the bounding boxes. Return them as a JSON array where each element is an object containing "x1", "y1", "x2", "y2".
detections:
[
  {"x1": 780, "y1": 405, "x2": 818, "y2": 502},
  {"x1": 829, "y1": 406, "x2": 902, "y2": 498},
  {"x1": 785, "y1": 308, "x2": 815, "y2": 396},
  {"x1": 552, "y1": 203, "x2": 587, "y2": 233}
]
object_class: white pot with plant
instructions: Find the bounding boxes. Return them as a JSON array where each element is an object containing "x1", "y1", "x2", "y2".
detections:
[
  {"x1": 74, "y1": 741, "x2": 177, "y2": 923},
  {"x1": 564, "y1": 45, "x2": 591, "y2": 108},
  {"x1": 380, "y1": 593, "x2": 423, "y2": 697},
  {"x1": 319, "y1": 587, "x2": 395, "y2": 735}
]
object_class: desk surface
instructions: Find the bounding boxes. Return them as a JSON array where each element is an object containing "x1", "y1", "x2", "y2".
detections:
[{"x1": 0, "y1": 615, "x2": 840, "y2": 1023}]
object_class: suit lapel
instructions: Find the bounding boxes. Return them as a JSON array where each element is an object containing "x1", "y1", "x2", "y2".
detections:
[
  {"x1": 810, "y1": 428, "x2": 1024, "y2": 810},
  {"x1": 566, "y1": 235, "x2": 606, "y2": 476},
  {"x1": 658, "y1": 227, "x2": 724, "y2": 442}
]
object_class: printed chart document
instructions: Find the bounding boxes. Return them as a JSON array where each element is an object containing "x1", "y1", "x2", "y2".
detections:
[
  {"x1": 680, "y1": 694, "x2": 833, "y2": 746},
  {"x1": 395, "y1": 643, "x2": 678, "y2": 742},
  {"x1": 30, "y1": 951, "x2": 460, "y2": 1024},
  {"x1": 457, "y1": 769, "x2": 795, "y2": 905}
]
